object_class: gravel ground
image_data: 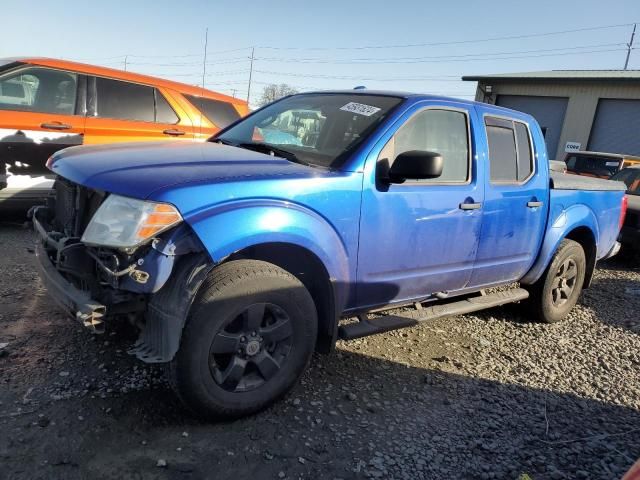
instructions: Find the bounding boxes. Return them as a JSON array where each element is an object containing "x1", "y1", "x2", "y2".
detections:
[{"x1": 0, "y1": 221, "x2": 639, "y2": 480}]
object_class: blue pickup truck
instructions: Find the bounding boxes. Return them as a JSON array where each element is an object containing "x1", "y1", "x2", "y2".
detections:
[{"x1": 31, "y1": 91, "x2": 627, "y2": 418}]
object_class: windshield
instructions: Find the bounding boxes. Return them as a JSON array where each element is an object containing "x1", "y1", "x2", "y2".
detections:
[
  {"x1": 610, "y1": 168, "x2": 640, "y2": 195},
  {"x1": 565, "y1": 154, "x2": 622, "y2": 178},
  {"x1": 214, "y1": 93, "x2": 403, "y2": 168}
]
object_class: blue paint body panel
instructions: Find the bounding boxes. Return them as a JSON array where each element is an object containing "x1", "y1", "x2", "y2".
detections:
[{"x1": 48, "y1": 91, "x2": 624, "y2": 315}]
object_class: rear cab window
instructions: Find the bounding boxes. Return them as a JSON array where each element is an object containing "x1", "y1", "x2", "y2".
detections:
[
  {"x1": 485, "y1": 116, "x2": 534, "y2": 183},
  {"x1": 565, "y1": 154, "x2": 621, "y2": 178},
  {"x1": 185, "y1": 94, "x2": 240, "y2": 128}
]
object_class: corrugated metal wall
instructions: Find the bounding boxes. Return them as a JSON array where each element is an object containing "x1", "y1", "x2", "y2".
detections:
[
  {"x1": 474, "y1": 81, "x2": 640, "y2": 159},
  {"x1": 588, "y1": 99, "x2": 640, "y2": 156}
]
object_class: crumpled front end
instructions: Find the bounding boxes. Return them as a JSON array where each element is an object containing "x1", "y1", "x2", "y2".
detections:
[{"x1": 31, "y1": 177, "x2": 211, "y2": 362}]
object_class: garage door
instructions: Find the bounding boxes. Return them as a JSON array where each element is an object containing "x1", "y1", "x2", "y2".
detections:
[
  {"x1": 496, "y1": 95, "x2": 568, "y2": 159},
  {"x1": 588, "y1": 99, "x2": 640, "y2": 156}
]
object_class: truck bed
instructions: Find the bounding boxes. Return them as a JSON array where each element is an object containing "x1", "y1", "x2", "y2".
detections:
[{"x1": 550, "y1": 172, "x2": 626, "y2": 191}]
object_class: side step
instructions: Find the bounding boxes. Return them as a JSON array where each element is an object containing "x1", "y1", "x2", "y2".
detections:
[{"x1": 338, "y1": 288, "x2": 529, "y2": 340}]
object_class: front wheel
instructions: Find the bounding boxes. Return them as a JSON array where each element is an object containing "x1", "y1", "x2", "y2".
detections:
[
  {"x1": 527, "y1": 239, "x2": 586, "y2": 323},
  {"x1": 168, "y1": 260, "x2": 317, "y2": 419}
]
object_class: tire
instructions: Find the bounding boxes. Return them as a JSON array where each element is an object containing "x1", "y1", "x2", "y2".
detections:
[
  {"x1": 168, "y1": 260, "x2": 317, "y2": 419},
  {"x1": 527, "y1": 239, "x2": 586, "y2": 323}
]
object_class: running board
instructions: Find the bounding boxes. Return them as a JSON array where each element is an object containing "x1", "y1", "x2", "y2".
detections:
[{"x1": 338, "y1": 288, "x2": 529, "y2": 340}]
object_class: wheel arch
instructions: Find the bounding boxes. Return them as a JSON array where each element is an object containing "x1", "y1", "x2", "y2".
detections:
[
  {"x1": 521, "y1": 204, "x2": 599, "y2": 288},
  {"x1": 227, "y1": 242, "x2": 341, "y2": 353}
]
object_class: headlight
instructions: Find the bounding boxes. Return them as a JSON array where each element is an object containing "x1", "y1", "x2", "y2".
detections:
[{"x1": 81, "y1": 194, "x2": 182, "y2": 249}]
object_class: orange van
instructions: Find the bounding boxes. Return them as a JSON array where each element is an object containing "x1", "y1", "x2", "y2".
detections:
[{"x1": 0, "y1": 57, "x2": 249, "y2": 209}]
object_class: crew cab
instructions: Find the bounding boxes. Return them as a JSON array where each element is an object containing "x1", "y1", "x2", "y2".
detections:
[{"x1": 31, "y1": 91, "x2": 627, "y2": 419}]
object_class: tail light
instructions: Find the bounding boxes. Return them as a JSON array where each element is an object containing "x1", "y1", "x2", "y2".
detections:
[{"x1": 619, "y1": 195, "x2": 628, "y2": 230}]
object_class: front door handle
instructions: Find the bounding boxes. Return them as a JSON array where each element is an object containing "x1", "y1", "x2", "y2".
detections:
[
  {"x1": 459, "y1": 202, "x2": 482, "y2": 210},
  {"x1": 41, "y1": 122, "x2": 72, "y2": 130},
  {"x1": 163, "y1": 128, "x2": 186, "y2": 136},
  {"x1": 527, "y1": 201, "x2": 543, "y2": 208}
]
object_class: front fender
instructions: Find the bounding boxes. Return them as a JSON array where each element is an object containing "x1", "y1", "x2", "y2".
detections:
[
  {"x1": 520, "y1": 204, "x2": 598, "y2": 285},
  {"x1": 185, "y1": 199, "x2": 352, "y2": 303}
]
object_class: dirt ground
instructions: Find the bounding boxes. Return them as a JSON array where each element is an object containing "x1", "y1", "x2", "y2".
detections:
[{"x1": 0, "y1": 221, "x2": 639, "y2": 480}]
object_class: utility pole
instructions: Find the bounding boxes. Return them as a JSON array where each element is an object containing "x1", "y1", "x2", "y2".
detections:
[
  {"x1": 231, "y1": 88, "x2": 237, "y2": 98},
  {"x1": 624, "y1": 23, "x2": 636, "y2": 70},
  {"x1": 247, "y1": 47, "x2": 255, "y2": 106},
  {"x1": 124, "y1": 55, "x2": 128, "y2": 71}
]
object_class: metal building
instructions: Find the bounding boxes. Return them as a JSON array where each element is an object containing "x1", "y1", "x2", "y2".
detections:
[{"x1": 462, "y1": 70, "x2": 640, "y2": 160}]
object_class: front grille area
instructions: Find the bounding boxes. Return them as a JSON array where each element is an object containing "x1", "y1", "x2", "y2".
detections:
[{"x1": 52, "y1": 178, "x2": 105, "y2": 237}]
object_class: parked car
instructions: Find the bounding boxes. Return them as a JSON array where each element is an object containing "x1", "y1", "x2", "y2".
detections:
[
  {"x1": 0, "y1": 57, "x2": 249, "y2": 209},
  {"x1": 564, "y1": 150, "x2": 640, "y2": 179},
  {"x1": 610, "y1": 166, "x2": 640, "y2": 252},
  {"x1": 31, "y1": 91, "x2": 626, "y2": 419}
]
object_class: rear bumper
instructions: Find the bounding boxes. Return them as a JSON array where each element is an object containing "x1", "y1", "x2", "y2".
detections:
[{"x1": 33, "y1": 207, "x2": 106, "y2": 331}]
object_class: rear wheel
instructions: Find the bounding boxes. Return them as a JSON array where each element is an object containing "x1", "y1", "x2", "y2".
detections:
[
  {"x1": 169, "y1": 260, "x2": 317, "y2": 419},
  {"x1": 528, "y1": 239, "x2": 586, "y2": 323}
]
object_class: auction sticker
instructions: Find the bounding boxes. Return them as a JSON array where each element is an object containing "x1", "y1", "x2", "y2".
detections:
[{"x1": 340, "y1": 102, "x2": 381, "y2": 116}]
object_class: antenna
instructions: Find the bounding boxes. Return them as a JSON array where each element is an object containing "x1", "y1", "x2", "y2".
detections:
[
  {"x1": 247, "y1": 47, "x2": 255, "y2": 106},
  {"x1": 199, "y1": 27, "x2": 208, "y2": 137},
  {"x1": 624, "y1": 23, "x2": 636, "y2": 70}
]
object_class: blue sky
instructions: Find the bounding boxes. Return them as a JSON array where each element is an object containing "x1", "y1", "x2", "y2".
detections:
[{"x1": 2, "y1": 0, "x2": 639, "y2": 106}]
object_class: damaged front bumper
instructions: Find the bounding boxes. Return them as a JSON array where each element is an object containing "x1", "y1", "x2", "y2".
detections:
[
  {"x1": 33, "y1": 205, "x2": 108, "y2": 331},
  {"x1": 34, "y1": 241, "x2": 107, "y2": 331},
  {"x1": 32, "y1": 204, "x2": 213, "y2": 363}
]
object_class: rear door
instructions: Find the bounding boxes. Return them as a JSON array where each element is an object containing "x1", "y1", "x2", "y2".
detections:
[
  {"x1": 0, "y1": 65, "x2": 85, "y2": 190},
  {"x1": 468, "y1": 113, "x2": 548, "y2": 287},
  {"x1": 83, "y1": 77, "x2": 194, "y2": 145}
]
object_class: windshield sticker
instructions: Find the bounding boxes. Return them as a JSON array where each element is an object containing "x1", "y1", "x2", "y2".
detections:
[
  {"x1": 340, "y1": 102, "x2": 381, "y2": 117},
  {"x1": 606, "y1": 161, "x2": 619, "y2": 167}
]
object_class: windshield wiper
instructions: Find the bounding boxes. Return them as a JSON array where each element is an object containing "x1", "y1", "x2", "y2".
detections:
[{"x1": 236, "y1": 142, "x2": 308, "y2": 166}]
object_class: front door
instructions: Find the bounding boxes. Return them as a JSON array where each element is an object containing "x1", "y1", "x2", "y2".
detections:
[
  {"x1": 467, "y1": 114, "x2": 548, "y2": 287},
  {"x1": 84, "y1": 77, "x2": 194, "y2": 145},
  {"x1": 356, "y1": 103, "x2": 484, "y2": 310},
  {"x1": 0, "y1": 65, "x2": 85, "y2": 191}
]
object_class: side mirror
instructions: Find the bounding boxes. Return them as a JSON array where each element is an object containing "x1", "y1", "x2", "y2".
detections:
[{"x1": 388, "y1": 150, "x2": 443, "y2": 183}]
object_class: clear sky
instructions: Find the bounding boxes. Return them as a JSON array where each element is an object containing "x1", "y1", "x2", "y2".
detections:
[{"x1": 2, "y1": 0, "x2": 639, "y2": 106}]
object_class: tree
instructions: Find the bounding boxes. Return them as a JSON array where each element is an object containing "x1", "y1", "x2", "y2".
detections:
[{"x1": 257, "y1": 83, "x2": 298, "y2": 107}]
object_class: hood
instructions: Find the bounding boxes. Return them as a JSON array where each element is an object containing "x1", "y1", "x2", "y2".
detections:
[{"x1": 49, "y1": 141, "x2": 324, "y2": 199}]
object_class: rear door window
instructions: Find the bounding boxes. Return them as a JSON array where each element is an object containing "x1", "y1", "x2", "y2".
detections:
[
  {"x1": 485, "y1": 116, "x2": 534, "y2": 183},
  {"x1": 185, "y1": 94, "x2": 240, "y2": 128},
  {"x1": 95, "y1": 77, "x2": 155, "y2": 122},
  {"x1": 0, "y1": 66, "x2": 78, "y2": 115},
  {"x1": 154, "y1": 89, "x2": 179, "y2": 124}
]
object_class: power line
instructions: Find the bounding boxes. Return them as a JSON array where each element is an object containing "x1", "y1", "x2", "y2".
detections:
[
  {"x1": 254, "y1": 70, "x2": 461, "y2": 81},
  {"x1": 256, "y1": 22, "x2": 636, "y2": 51},
  {"x1": 255, "y1": 42, "x2": 626, "y2": 63},
  {"x1": 252, "y1": 47, "x2": 627, "y2": 65}
]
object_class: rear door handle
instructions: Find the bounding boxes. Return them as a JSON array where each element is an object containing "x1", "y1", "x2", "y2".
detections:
[
  {"x1": 163, "y1": 128, "x2": 186, "y2": 136},
  {"x1": 40, "y1": 122, "x2": 72, "y2": 130},
  {"x1": 527, "y1": 201, "x2": 543, "y2": 208},
  {"x1": 459, "y1": 202, "x2": 482, "y2": 210}
]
